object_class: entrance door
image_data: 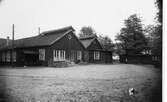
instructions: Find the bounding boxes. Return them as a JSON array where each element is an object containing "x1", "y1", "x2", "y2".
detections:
[
  {"x1": 84, "y1": 51, "x2": 89, "y2": 62},
  {"x1": 24, "y1": 54, "x2": 39, "y2": 66}
]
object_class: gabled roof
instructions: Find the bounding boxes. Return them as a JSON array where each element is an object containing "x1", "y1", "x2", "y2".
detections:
[
  {"x1": 79, "y1": 35, "x2": 103, "y2": 49},
  {"x1": 0, "y1": 26, "x2": 75, "y2": 50}
]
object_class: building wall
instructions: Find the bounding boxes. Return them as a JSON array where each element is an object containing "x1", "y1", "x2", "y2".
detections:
[
  {"x1": 88, "y1": 50, "x2": 102, "y2": 63},
  {"x1": 84, "y1": 39, "x2": 113, "y2": 63},
  {"x1": 0, "y1": 47, "x2": 49, "y2": 66},
  {"x1": 0, "y1": 49, "x2": 18, "y2": 66},
  {"x1": 46, "y1": 32, "x2": 85, "y2": 66},
  {"x1": 87, "y1": 50, "x2": 112, "y2": 63},
  {"x1": 102, "y1": 51, "x2": 113, "y2": 63},
  {"x1": 87, "y1": 39, "x2": 103, "y2": 50}
]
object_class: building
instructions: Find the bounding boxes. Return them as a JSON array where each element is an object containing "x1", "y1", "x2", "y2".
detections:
[
  {"x1": 0, "y1": 26, "x2": 113, "y2": 67},
  {"x1": 119, "y1": 48, "x2": 160, "y2": 65},
  {"x1": 0, "y1": 26, "x2": 85, "y2": 66},
  {"x1": 79, "y1": 35, "x2": 113, "y2": 63}
]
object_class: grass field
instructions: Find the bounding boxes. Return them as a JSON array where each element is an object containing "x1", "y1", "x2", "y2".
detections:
[{"x1": 0, "y1": 64, "x2": 162, "y2": 102}]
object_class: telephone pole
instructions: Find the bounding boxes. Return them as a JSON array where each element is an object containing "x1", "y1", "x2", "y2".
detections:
[{"x1": 12, "y1": 24, "x2": 14, "y2": 67}]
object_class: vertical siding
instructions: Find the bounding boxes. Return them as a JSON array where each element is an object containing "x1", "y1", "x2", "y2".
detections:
[
  {"x1": 84, "y1": 39, "x2": 113, "y2": 63},
  {"x1": 47, "y1": 32, "x2": 85, "y2": 66}
]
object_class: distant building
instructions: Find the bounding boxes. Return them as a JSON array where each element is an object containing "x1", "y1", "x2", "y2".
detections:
[{"x1": 119, "y1": 48, "x2": 160, "y2": 65}]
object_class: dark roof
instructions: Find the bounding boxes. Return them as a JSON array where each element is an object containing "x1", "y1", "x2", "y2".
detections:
[{"x1": 0, "y1": 26, "x2": 74, "y2": 50}]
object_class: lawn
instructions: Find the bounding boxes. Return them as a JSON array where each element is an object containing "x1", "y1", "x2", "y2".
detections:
[{"x1": 0, "y1": 64, "x2": 162, "y2": 102}]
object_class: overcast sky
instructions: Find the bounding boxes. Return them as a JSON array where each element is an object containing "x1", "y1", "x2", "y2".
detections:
[{"x1": 0, "y1": 0, "x2": 157, "y2": 41}]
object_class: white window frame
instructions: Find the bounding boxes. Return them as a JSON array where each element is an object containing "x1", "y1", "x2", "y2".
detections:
[
  {"x1": 53, "y1": 50, "x2": 65, "y2": 61},
  {"x1": 77, "y1": 51, "x2": 82, "y2": 60},
  {"x1": 6, "y1": 51, "x2": 10, "y2": 62},
  {"x1": 39, "y1": 49, "x2": 45, "y2": 61},
  {"x1": 94, "y1": 51, "x2": 100, "y2": 60}
]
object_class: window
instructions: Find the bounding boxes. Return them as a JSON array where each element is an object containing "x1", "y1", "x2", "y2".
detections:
[
  {"x1": 53, "y1": 50, "x2": 65, "y2": 61},
  {"x1": 77, "y1": 51, "x2": 82, "y2": 60},
  {"x1": 12, "y1": 51, "x2": 16, "y2": 62},
  {"x1": 6, "y1": 51, "x2": 10, "y2": 62},
  {"x1": 94, "y1": 51, "x2": 100, "y2": 60},
  {"x1": 2, "y1": 52, "x2": 5, "y2": 62},
  {"x1": 39, "y1": 49, "x2": 45, "y2": 61}
]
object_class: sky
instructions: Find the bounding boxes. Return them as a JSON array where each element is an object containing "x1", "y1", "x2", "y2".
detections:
[{"x1": 0, "y1": 0, "x2": 157, "y2": 41}]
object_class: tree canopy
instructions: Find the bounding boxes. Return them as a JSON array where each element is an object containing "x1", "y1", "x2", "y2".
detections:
[
  {"x1": 116, "y1": 14, "x2": 147, "y2": 55},
  {"x1": 155, "y1": 0, "x2": 162, "y2": 23},
  {"x1": 78, "y1": 26, "x2": 114, "y2": 51},
  {"x1": 153, "y1": 0, "x2": 162, "y2": 55},
  {"x1": 78, "y1": 26, "x2": 96, "y2": 37}
]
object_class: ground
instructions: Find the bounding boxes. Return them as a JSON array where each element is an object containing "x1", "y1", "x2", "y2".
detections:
[{"x1": 0, "y1": 64, "x2": 162, "y2": 102}]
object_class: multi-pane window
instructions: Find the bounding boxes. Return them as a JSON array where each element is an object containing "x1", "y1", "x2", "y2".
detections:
[
  {"x1": 77, "y1": 51, "x2": 82, "y2": 60},
  {"x1": 53, "y1": 50, "x2": 65, "y2": 61},
  {"x1": 6, "y1": 51, "x2": 10, "y2": 62},
  {"x1": 94, "y1": 51, "x2": 100, "y2": 60},
  {"x1": 12, "y1": 51, "x2": 16, "y2": 62},
  {"x1": 2, "y1": 52, "x2": 5, "y2": 62},
  {"x1": 39, "y1": 49, "x2": 45, "y2": 61}
]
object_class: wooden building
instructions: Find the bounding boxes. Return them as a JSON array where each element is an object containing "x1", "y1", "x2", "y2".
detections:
[
  {"x1": 0, "y1": 26, "x2": 113, "y2": 67},
  {"x1": 0, "y1": 26, "x2": 85, "y2": 66},
  {"x1": 79, "y1": 35, "x2": 113, "y2": 63}
]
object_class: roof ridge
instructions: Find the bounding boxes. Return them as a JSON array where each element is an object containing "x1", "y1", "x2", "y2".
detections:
[
  {"x1": 0, "y1": 26, "x2": 75, "y2": 50},
  {"x1": 41, "y1": 26, "x2": 74, "y2": 35},
  {"x1": 15, "y1": 35, "x2": 38, "y2": 41}
]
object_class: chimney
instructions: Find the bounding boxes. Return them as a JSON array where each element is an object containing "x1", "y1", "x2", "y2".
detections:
[
  {"x1": 6, "y1": 36, "x2": 10, "y2": 46},
  {"x1": 38, "y1": 27, "x2": 40, "y2": 35}
]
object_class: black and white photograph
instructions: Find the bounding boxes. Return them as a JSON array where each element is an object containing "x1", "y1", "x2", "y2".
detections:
[{"x1": 0, "y1": 0, "x2": 163, "y2": 102}]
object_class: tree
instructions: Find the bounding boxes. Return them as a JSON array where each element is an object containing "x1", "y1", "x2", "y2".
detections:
[
  {"x1": 153, "y1": 0, "x2": 162, "y2": 55},
  {"x1": 144, "y1": 25, "x2": 156, "y2": 47},
  {"x1": 79, "y1": 26, "x2": 96, "y2": 37},
  {"x1": 143, "y1": 0, "x2": 162, "y2": 56},
  {"x1": 155, "y1": 0, "x2": 162, "y2": 23},
  {"x1": 79, "y1": 26, "x2": 114, "y2": 51},
  {"x1": 116, "y1": 14, "x2": 147, "y2": 55}
]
